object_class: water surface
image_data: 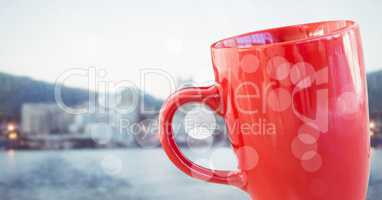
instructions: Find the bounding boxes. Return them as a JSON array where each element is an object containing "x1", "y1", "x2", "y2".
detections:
[{"x1": 0, "y1": 148, "x2": 381, "y2": 200}]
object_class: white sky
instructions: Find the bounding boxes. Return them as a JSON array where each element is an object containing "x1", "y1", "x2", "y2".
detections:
[{"x1": 0, "y1": 0, "x2": 381, "y2": 98}]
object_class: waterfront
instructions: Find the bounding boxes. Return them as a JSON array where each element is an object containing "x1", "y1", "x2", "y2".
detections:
[{"x1": 0, "y1": 148, "x2": 381, "y2": 200}]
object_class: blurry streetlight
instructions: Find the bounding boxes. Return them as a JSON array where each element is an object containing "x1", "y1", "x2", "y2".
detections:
[
  {"x1": 8, "y1": 131, "x2": 18, "y2": 140},
  {"x1": 7, "y1": 123, "x2": 16, "y2": 132},
  {"x1": 370, "y1": 121, "x2": 377, "y2": 137},
  {"x1": 370, "y1": 130, "x2": 375, "y2": 137},
  {"x1": 370, "y1": 121, "x2": 376, "y2": 129}
]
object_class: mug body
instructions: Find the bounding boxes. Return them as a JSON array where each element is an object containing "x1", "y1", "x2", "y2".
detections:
[{"x1": 211, "y1": 20, "x2": 370, "y2": 200}]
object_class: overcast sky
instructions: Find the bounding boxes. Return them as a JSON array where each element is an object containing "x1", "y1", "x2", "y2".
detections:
[{"x1": 0, "y1": 0, "x2": 381, "y2": 98}]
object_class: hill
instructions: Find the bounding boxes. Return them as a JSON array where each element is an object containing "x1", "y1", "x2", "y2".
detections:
[
  {"x1": 367, "y1": 70, "x2": 382, "y2": 113},
  {"x1": 0, "y1": 72, "x2": 92, "y2": 121},
  {"x1": 0, "y1": 72, "x2": 163, "y2": 121}
]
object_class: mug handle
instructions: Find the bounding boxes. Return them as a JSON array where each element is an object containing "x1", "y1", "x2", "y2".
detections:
[{"x1": 159, "y1": 85, "x2": 245, "y2": 188}]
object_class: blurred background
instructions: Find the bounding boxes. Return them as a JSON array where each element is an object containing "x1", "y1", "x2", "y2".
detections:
[{"x1": 0, "y1": 0, "x2": 382, "y2": 199}]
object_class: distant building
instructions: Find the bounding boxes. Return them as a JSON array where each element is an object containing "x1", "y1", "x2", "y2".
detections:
[
  {"x1": 20, "y1": 88, "x2": 163, "y2": 147},
  {"x1": 21, "y1": 103, "x2": 74, "y2": 136},
  {"x1": 67, "y1": 89, "x2": 162, "y2": 146}
]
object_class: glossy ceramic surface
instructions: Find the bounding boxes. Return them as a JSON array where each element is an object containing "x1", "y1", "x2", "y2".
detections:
[{"x1": 160, "y1": 20, "x2": 370, "y2": 200}]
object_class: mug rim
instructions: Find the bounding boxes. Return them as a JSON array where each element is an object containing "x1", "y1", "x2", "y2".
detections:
[{"x1": 211, "y1": 20, "x2": 358, "y2": 51}]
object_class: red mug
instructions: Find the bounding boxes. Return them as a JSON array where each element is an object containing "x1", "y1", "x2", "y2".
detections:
[{"x1": 160, "y1": 20, "x2": 370, "y2": 200}]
